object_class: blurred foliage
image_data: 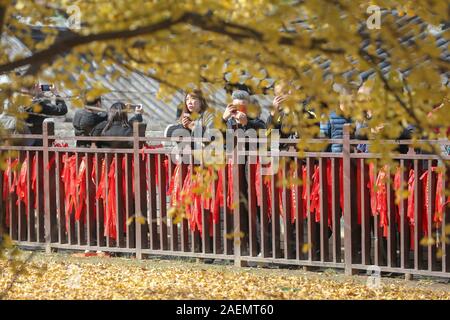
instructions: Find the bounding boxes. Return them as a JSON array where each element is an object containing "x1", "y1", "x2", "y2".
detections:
[{"x1": 0, "y1": 0, "x2": 446, "y2": 139}]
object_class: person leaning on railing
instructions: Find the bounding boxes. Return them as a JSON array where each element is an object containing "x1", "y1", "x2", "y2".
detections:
[
  {"x1": 178, "y1": 89, "x2": 215, "y2": 153},
  {"x1": 90, "y1": 102, "x2": 144, "y2": 148},
  {"x1": 72, "y1": 96, "x2": 108, "y2": 148},
  {"x1": 222, "y1": 90, "x2": 266, "y2": 256},
  {"x1": 24, "y1": 84, "x2": 68, "y2": 146}
]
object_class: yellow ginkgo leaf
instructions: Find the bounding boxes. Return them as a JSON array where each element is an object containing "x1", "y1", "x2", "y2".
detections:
[
  {"x1": 135, "y1": 216, "x2": 147, "y2": 225},
  {"x1": 126, "y1": 216, "x2": 135, "y2": 226}
]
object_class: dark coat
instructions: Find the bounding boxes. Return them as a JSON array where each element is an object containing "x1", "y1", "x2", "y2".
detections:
[
  {"x1": 225, "y1": 116, "x2": 266, "y2": 153},
  {"x1": 91, "y1": 114, "x2": 143, "y2": 148},
  {"x1": 266, "y1": 107, "x2": 315, "y2": 139},
  {"x1": 266, "y1": 113, "x2": 293, "y2": 138},
  {"x1": 226, "y1": 116, "x2": 266, "y2": 132},
  {"x1": 25, "y1": 98, "x2": 68, "y2": 146},
  {"x1": 73, "y1": 109, "x2": 107, "y2": 147},
  {"x1": 355, "y1": 121, "x2": 415, "y2": 154}
]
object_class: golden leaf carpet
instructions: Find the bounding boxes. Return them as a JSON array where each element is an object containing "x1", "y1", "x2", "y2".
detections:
[{"x1": 1, "y1": 251, "x2": 449, "y2": 300}]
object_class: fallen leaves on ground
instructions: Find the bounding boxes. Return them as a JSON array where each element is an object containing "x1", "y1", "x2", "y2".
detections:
[{"x1": 0, "y1": 253, "x2": 449, "y2": 300}]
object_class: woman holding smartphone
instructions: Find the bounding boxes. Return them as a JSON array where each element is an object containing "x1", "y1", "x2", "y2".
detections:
[
  {"x1": 179, "y1": 89, "x2": 214, "y2": 134},
  {"x1": 168, "y1": 89, "x2": 216, "y2": 259}
]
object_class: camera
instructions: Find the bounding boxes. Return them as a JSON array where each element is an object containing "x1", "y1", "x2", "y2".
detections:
[{"x1": 40, "y1": 84, "x2": 53, "y2": 91}]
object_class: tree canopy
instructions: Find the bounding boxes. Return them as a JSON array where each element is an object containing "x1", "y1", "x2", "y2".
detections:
[{"x1": 0, "y1": 0, "x2": 448, "y2": 150}]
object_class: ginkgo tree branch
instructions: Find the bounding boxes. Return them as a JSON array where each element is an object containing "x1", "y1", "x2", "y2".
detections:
[
  {"x1": 0, "y1": 11, "x2": 344, "y2": 76},
  {"x1": 359, "y1": 47, "x2": 450, "y2": 170},
  {"x1": 0, "y1": 13, "x2": 191, "y2": 75},
  {"x1": 0, "y1": 3, "x2": 7, "y2": 35}
]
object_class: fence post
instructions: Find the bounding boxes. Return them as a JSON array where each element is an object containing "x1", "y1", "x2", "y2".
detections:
[
  {"x1": 133, "y1": 122, "x2": 147, "y2": 259},
  {"x1": 343, "y1": 124, "x2": 356, "y2": 275},
  {"x1": 233, "y1": 135, "x2": 246, "y2": 267},
  {"x1": 43, "y1": 119, "x2": 55, "y2": 253}
]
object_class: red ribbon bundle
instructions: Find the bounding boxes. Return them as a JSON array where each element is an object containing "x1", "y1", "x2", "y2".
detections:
[
  {"x1": 61, "y1": 154, "x2": 77, "y2": 232},
  {"x1": 94, "y1": 156, "x2": 130, "y2": 239},
  {"x1": 367, "y1": 163, "x2": 450, "y2": 249},
  {"x1": 375, "y1": 166, "x2": 389, "y2": 237},
  {"x1": 180, "y1": 166, "x2": 200, "y2": 233},
  {"x1": 2, "y1": 158, "x2": 19, "y2": 226},
  {"x1": 168, "y1": 161, "x2": 223, "y2": 236},
  {"x1": 419, "y1": 168, "x2": 449, "y2": 233},
  {"x1": 168, "y1": 163, "x2": 182, "y2": 207},
  {"x1": 227, "y1": 159, "x2": 234, "y2": 210},
  {"x1": 212, "y1": 168, "x2": 224, "y2": 224},
  {"x1": 298, "y1": 160, "x2": 344, "y2": 228},
  {"x1": 435, "y1": 171, "x2": 450, "y2": 225},
  {"x1": 16, "y1": 156, "x2": 33, "y2": 214},
  {"x1": 141, "y1": 144, "x2": 168, "y2": 190},
  {"x1": 75, "y1": 156, "x2": 87, "y2": 223},
  {"x1": 367, "y1": 163, "x2": 387, "y2": 236},
  {"x1": 255, "y1": 161, "x2": 272, "y2": 219}
]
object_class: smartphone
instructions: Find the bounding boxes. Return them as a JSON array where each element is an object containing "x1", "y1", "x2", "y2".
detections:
[
  {"x1": 126, "y1": 104, "x2": 143, "y2": 113},
  {"x1": 236, "y1": 104, "x2": 246, "y2": 113},
  {"x1": 40, "y1": 84, "x2": 53, "y2": 91},
  {"x1": 183, "y1": 112, "x2": 191, "y2": 120}
]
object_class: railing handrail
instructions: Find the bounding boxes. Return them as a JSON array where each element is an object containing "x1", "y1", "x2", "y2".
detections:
[{"x1": 2, "y1": 135, "x2": 449, "y2": 146}]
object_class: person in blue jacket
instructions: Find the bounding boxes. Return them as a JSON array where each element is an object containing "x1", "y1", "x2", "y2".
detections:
[{"x1": 319, "y1": 94, "x2": 353, "y2": 152}]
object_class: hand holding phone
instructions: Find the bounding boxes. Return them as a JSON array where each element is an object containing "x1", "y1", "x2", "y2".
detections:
[
  {"x1": 182, "y1": 114, "x2": 193, "y2": 129},
  {"x1": 134, "y1": 104, "x2": 143, "y2": 114},
  {"x1": 183, "y1": 112, "x2": 191, "y2": 120},
  {"x1": 223, "y1": 104, "x2": 237, "y2": 121}
]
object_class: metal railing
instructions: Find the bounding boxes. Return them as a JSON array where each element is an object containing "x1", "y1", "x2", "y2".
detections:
[{"x1": 0, "y1": 120, "x2": 449, "y2": 278}]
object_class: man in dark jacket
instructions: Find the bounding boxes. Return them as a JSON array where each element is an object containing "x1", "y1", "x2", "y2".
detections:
[
  {"x1": 24, "y1": 84, "x2": 68, "y2": 146},
  {"x1": 73, "y1": 96, "x2": 107, "y2": 147},
  {"x1": 222, "y1": 90, "x2": 266, "y2": 256}
]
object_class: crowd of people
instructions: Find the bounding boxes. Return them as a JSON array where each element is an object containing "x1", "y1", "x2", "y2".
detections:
[
  {"x1": 1, "y1": 81, "x2": 448, "y2": 155},
  {"x1": 1, "y1": 81, "x2": 449, "y2": 260}
]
